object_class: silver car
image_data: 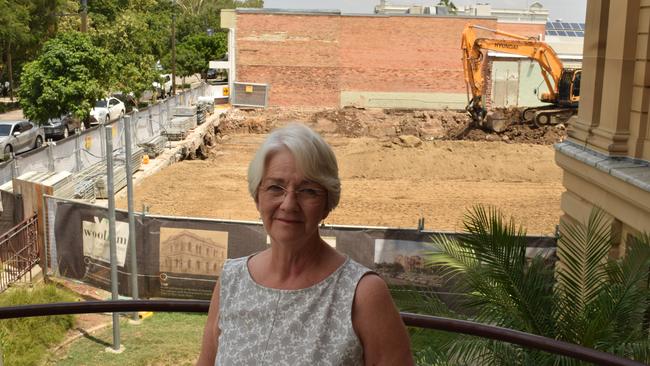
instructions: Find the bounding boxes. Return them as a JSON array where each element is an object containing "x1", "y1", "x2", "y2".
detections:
[{"x1": 0, "y1": 120, "x2": 45, "y2": 158}]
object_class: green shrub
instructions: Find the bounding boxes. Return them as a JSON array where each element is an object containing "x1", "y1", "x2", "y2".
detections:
[
  {"x1": 0, "y1": 283, "x2": 78, "y2": 366},
  {"x1": 0, "y1": 102, "x2": 20, "y2": 114}
]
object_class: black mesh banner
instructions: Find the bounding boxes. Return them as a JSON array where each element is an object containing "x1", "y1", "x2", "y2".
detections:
[{"x1": 48, "y1": 197, "x2": 556, "y2": 300}]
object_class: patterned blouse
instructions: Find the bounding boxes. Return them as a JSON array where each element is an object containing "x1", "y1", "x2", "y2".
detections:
[{"x1": 215, "y1": 256, "x2": 373, "y2": 365}]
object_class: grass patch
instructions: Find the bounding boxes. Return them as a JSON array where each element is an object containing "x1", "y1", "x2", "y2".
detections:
[
  {"x1": 36, "y1": 285, "x2": 443, "y2": 365},
  {"x1": 48, "y1": 312, "x2": 206, "y2": 365},
  {"x1": 0, "y1": 283, "x2": 78, "y2": 366}
]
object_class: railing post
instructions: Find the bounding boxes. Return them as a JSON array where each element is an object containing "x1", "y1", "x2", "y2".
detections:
[
  {"x1": 75, "y1": 133, "x2": 82, "y2": 172},
  {"x1": 11, "y1": 158, "x2": 18, "y2": 179},
  {"x1": 123, "y1": 116, "x2": 139, "y2": 322},
  {"x1": 166, "y1": 99, "x2": 171, "y2": 130},
  {"x1": 104, "y1": 125, "x2": 122, "y2": 352},
  {"x1": 99, "y1": 124, "x2": 106, "y2": 159},
  {"x1": 148, "y1": 108, "x2": 154, "y2": 138},
  {"x1": 42, "y1": 195, "x2": 48, "y2": 282},
  {"x1": 47, "y1": 143, "x2": 54, "y2": 172}
]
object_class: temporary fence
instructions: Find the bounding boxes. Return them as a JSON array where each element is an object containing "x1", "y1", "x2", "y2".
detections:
[
  {"x1": 0, "y1": 215, "x2": 38, "y2": 292},
  {"x1": 44, "y1": 195, "x2": 556, "y2": 301},
  {"x1": 0, "y1": 84, "x2": 208, "y2": 185},
  {"x1": 231, "y1": 82, "x2": 269, "y2": 108}
]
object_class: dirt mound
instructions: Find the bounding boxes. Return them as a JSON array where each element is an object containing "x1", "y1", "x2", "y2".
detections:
[
  {"x1": 464, "y1": 123, "x2": 567, "y2": 144},
  {"x1": 218, "y1": 107, "x2": 567, "y2": 145}
]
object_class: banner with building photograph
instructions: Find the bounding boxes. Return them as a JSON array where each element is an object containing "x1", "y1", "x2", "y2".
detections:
[{"x1": 47, "y1": 197, "x2": 556, "y2": 300}]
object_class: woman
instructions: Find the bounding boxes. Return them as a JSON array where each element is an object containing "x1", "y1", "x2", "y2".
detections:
[{"x1": 198, "y1": 124, "x2": 413, "y2": 365}]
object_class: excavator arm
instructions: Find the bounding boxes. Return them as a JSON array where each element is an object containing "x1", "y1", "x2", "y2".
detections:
[{"x1": 461, "y1": 24, "x2": 566, "y2": 124}]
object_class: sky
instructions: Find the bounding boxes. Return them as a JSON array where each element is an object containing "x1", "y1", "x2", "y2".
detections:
[{"x1": 263, "y1": 0, "x2": 588, "y2": 23}]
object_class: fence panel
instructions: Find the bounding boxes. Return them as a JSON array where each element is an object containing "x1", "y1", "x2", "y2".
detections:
[
  {"x1": 52, "y1": 137, "x2": 78, "y2": 173},
  {"x1": 79, "y1": 127, "x2": 104, "y2": 169},
  {"x1": 0, "y1": 83, "x2": 209, "y2": 184},
  {"x1": 44, "y1": 195, "x2": 556, "y2": 301},
  {"x1": 15, "y1": 149, "x2": 49, "y2": 176},
  {"x1": 0, "y1": 215, "x2": 38, "y2": 292},
  {"x1": 232, "y1": 82, "x2": 268, "y2": 108},
  {"x1": 0, "y1": 161, "x2": 13, "y2": 186}
]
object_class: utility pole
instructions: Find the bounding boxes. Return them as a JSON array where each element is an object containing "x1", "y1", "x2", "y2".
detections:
[
  {"x1": 171, "y1": 0, "x2": 177, "y2": 96},
  {"x1": 80, "y1": 0, "x2": 88, "y2": 33}
]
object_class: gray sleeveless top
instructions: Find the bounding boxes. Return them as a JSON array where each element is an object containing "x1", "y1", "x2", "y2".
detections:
[{"x1": 215, "y1": 256, "x2": 373, "y2": 366}]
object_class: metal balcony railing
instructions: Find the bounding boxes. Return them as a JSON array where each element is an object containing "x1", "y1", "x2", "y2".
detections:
[{"x1": 0, "y1": 299, "x2": 644, "y2": 366}]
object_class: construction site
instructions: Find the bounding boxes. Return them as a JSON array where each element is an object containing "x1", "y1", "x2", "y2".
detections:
[
  {"x1": 117, "y1": 106, "x2": 566, "y2": 235},
  {"x1": 112, "y1": 5, "x2": 582, "y2": 236}
]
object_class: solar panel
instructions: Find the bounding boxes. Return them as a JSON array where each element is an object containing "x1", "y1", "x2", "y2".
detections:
[
  {"x1": 547, "y1": 30, "x2": 558, "y2": 36},
  {"x1": 553, "y1": 22, "x2": 563, "y2": 29},
  {"x1": 566, "y1": 31, "x2": 576, "y2": 37},
  {"x1": 579, "y1": 23, "x2": 585, "y2": 30},
  {"x1": 557, "y1": 30, "x2": 568, "y2": 36},
  {"x1": 546, "y1": 22, "x2": 554, "y2": 29},
  {"x1": 576, "y1": 31, "x2": 584, "y2": 37},
  {"x1": 571, "y1": 23, "x2": 581, "y2": 30}
]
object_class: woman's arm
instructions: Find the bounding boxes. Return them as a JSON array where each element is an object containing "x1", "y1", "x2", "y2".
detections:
[
  {"x1": 352, "y1": 274, "x2": 414, "y2": 366},
  {"x1": 197, "y1": 282, "x2": 221, "y2": 366}
]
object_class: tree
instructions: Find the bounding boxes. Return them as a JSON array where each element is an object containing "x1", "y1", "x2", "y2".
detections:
[
  {"x1": 0, "y1": 0, "x2": 31, "y2": 99},
  {"x1": 0, "y1": 0, "x2": 77, "y2": 100},
  {"x1": 175, "y1": 0, "x2": 263, "y2": 42},
  {"x1": 418, "y1": 206, "x2": 650, "y2": 365},
  {"x1": 437, "y1": 0, "x2": 457, "y2": 15},
  {"x1": 166, "y1": 33, "x2": 227, "y2": 80},
  {"x1": 91, "y1": 10, "x2": 162, "y2": 103},
  {"x1": 18, "y1": 32, "x2": 114, "y2": 125}
]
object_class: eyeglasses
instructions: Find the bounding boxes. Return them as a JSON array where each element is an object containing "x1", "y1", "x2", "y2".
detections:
[{"x1": 260, "y1": 184, "x2": 327, "y2": 204}]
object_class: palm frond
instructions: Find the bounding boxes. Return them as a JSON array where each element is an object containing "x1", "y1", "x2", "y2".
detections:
[
  {"x1": 582, "y1": 236, "x2": 650, "y2": 347},
  {"x1": 426, "y1": 234, "x2": 478, "y2": 279},
  {"x1": 554, "y1": 209, "x2": 613, "y2": 341}
]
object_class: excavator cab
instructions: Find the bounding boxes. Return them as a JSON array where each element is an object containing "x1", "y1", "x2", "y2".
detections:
[{"x1": 557, "y1": 68, "x2": 581, "y2": 107}]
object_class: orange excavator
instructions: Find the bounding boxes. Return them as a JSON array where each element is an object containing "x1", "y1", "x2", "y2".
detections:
[{"x1": 461, "y1": 23, "x2": 581, "y2": 129}]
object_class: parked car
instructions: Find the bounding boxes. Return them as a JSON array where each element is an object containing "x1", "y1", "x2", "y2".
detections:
[
  {"x1": 43, "y1": 114, "x2": 85, "y2": 140},
  {"x1": 89, "y1": 97, "x2": 126, "y2": 125},
  {"x1": 0, "y1": 120, "x2": 44, "y2": 158},
  {"x1": 111, "y1": 92, "x2": 138, "y2": 113},
  {"x1": 152, "y1": 74, "x2": 172, "y2": 99}
]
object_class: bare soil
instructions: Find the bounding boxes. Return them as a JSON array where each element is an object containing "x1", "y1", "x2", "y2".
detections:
[{"x1": 117, "y1": 107, "x2": 566, "y2": 235}]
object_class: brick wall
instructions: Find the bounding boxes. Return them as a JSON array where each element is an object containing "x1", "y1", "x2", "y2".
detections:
[
  {"x1": 339, "y1": 16, "x2": 495, "y2": 94},
  {"x1": 234, "y1": 11, "x2": 545, "y2": 107},
  {"x1": 236, "y1": 13, "x2": 341, "y2": 107}
]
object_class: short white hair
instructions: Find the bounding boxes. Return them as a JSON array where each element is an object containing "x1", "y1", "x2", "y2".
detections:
[{"x1": 247, "y1": 123, "x2": 341, "y2": 211}]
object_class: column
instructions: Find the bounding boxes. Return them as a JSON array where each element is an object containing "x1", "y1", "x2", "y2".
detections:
[
  {"x1": 628, "y1": 1, "x2": 650, "y2": 159},
  {"x1": 587, "y1": 0, "x2": 640, "y2": 155},
  {"x1": 568, "y1": 0, "x2": 609, "y2": 142}
]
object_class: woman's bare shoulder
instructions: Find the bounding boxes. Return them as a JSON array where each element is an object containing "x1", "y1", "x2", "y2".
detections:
[{"x1": 354, "y1": 273, "x2": 391, "y2": 307}]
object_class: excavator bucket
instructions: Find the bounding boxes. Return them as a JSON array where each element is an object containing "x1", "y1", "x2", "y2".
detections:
[{"x1": 484, "y1": 110, "x2": 509, "y2": 133}]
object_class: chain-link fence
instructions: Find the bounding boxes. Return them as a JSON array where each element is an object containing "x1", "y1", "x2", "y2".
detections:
[{"x1": 0, "y1": 84, "x2": 208, "y2": 183}]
